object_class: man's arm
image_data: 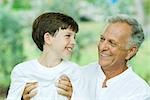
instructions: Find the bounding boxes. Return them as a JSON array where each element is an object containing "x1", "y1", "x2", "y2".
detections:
[
  {"x1": 22, "y1": 75, "x2": 73, "y2": 100},
  {"x1": 22, "y1": 82, "x2": 38, "y2": 100},
  {"x1": 56, "y1": 75, "x2": 73, "y2": 100},
  {"x1": 122, "y1": 94, "x2": 150, "y2": 100}
]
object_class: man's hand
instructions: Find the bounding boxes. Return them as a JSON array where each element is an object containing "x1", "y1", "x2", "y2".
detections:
[
  {"x1": 22, "y1": 82, "x2": 38, "y2": 100},
  {"x1": 56, "y1": 75, "x2": 73, "y2": 100}
]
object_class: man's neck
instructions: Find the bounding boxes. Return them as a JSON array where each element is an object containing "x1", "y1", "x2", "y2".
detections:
[
  {"x1": 103, "y1": 65, "x2": 128, "y2": 80},
  {"x1": 101, "y1": 64, "x2": 128, "y2": 88}
]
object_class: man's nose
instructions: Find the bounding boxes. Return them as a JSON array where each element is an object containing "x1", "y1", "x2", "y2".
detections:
[{"x1": 98, "y1": 41, "x2": 109, "y2": 51}]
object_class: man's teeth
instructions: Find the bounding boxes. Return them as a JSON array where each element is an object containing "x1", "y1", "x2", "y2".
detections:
[{"x1": 101, "y1": 54, "x2": 109, "y2": 57}]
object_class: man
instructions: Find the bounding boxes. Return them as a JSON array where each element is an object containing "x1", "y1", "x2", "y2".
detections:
[
  {"x1": 57, "y1": 14, "x2": 150, "y2": 100},
  {"x1": 22, "y1": 14, "x2": 150, "y2": 100}
]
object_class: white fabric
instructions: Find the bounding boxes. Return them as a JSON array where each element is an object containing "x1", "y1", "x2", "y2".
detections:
[
  {"x1": 7, "y1": 60, "x2": 150, "y2": 100},
  {"x1": 82, "y1": 62, "x2": 150, "y2": 100},
  {"x1": 7, "y1": 59, "x2": 85, "y2": 100}
]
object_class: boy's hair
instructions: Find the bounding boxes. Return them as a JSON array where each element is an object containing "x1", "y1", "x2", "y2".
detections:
[{"x1": 32, "y1": 12, "x2": 78, "y2": 51}]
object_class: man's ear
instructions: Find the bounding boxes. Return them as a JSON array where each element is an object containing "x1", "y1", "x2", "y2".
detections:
[
  {"x1": 44, "y1": 32, "x2": 53, "y2": 45},
  {"x1": 125, "y1": 46, "x2": 138, "y2": 60}
]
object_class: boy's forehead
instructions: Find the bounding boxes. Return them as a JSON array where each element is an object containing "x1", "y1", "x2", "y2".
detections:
[{"x1": 59, "y1": 27, "x2": 76, "y2": 34}]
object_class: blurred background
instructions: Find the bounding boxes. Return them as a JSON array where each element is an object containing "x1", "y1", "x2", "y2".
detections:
[{"x1": 0, "y1": 0, "x2": 150, "y2": 99}]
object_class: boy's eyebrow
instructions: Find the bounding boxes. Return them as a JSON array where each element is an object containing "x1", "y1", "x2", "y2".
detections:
[{"x1": 66, "y1": 31, "x2": 75, "y2": 34}]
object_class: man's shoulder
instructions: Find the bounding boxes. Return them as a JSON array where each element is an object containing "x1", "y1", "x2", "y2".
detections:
[
  {"x1": 133, "y1": 73, "x2": 150, "y2": 87},
  {"x1": 127, "y1": 68, "x2": 150, "y2": 93}
]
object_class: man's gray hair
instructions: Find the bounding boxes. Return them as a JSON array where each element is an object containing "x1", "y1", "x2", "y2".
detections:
[{"x1": 107, "y1": 14, "x2": 144, "y2": 49}]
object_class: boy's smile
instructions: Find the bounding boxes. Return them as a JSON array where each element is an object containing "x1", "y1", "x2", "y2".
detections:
[
  {"x1": 65, "y1": 46, "x2": 74, "y2": 54},
  {"x1": 49, "y1": 28, "x2": 76, "y2": 59}
]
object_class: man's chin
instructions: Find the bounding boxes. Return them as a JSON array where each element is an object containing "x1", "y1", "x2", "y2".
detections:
[{"x1": 99, "y1": 60, "x2": 108, "y2": 67}]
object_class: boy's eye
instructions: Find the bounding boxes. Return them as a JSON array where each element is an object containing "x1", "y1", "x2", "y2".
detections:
[{"x1": 74, "y1": 35, "x2": 76, "y2": 39}]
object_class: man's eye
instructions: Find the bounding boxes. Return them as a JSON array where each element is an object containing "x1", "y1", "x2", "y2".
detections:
[
  {"x1": 100, "y1": 37, "x2": 105, "y2": 42},
  {"x1": 110, "y1": 41, "x2": 117, "y2": 47}
]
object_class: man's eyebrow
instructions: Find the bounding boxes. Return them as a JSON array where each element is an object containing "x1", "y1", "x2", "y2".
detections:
[
  {"x1": 100, "y1": 35, "x2": 104, "y2": 38},
  {"x1": 108, "y1": 38, "x2": 119, "y2": 45},
  {"x1": 100, "y1": 35, "x2": 118, "y2": 43},
  {"x1": 109, "y1": 39, "x2": 117, "y2": 43}
]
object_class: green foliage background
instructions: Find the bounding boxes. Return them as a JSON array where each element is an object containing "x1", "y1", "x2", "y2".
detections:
[
  {"x1": 0, "y1": 7, "x2": 25, "y2": 87},
  {"x1": 0, "y1": 0, "x2": 150, "y2": 98}
]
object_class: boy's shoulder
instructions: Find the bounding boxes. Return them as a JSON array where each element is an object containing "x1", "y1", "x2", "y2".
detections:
[
  {"x1": 82, "y1": 62, "x2": 99, "y2": 71},
  {"x1": 63, "y1": 60, "x2": 80, "y2": 68},
  {"x1": 12, "y1": 59, "x2": 37, "y2": 72},
  {"x1": 80, "y1": 62, "x2": 99, "y2": 77},
  {"x1": 62, "y1": 60, "x2": 81, "y2": 77}
]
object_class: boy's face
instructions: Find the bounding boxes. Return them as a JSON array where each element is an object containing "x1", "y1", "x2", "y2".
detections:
[{"x1": 50, "y1": 28, "x2": 76, "y2": 59}]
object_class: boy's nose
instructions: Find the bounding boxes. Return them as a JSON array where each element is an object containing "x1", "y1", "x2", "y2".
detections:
[{"x1": 70, "y1": 38, "x2": 76, "y2": 45}]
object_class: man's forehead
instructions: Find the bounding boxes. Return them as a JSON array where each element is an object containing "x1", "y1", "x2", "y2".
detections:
[
  {"x1": 104, "y1": 23, "x2": 132, "y2": 36},
  {"x1": 100, "y1": 34, "x2": 119, "y2": 42},
  {"x1": 101, "y1": 28, "x2": 131, "y2": 44}
]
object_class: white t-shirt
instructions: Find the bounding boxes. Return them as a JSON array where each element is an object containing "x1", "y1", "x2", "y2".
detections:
[
  {"x1": 7, "y1": 59, "x2": 85, "y2": 100},
  {"x1": 81, "y1": 62, "x2": 150, "y2": 100}
]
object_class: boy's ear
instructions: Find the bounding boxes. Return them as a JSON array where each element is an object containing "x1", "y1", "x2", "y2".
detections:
[
  {"x1": 44, "y1": 32, "x2": 53, "y2": 44},
  {"x1": 125, "y1": 46, "x2": 138, "y2": 60}
]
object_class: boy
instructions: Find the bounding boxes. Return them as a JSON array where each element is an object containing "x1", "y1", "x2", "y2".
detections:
[{"x1": 7, "y1": 12, "x2": 83, "y2": 100}]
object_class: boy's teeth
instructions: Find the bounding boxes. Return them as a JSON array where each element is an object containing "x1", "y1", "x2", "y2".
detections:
[
  {"x1": 67, "y1": 47, "x2": 72, "y2": 51},
  {"x1": 68, "y1": 48, "x2": 72, "y2": 51}
]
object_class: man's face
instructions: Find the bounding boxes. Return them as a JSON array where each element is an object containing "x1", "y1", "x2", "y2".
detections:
[{"x1": 98, "y1": 22, "x2": 133, "y2": 69}]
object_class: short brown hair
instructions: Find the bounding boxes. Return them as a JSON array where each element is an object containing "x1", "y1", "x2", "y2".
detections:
[{"x1": 32, "y1": 12, "x2": 78, "y2": 51}]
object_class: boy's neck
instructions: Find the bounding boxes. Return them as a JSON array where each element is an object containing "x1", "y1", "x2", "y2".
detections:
[{"x1": 38, "y1": 52, "x2": 62, "y2": 68}]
